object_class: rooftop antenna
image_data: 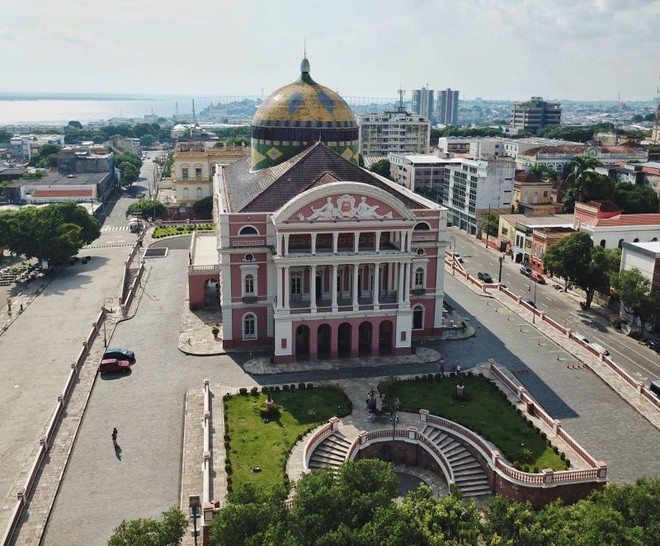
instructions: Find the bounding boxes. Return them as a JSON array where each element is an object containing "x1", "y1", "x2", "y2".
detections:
[
  {"x1": 653, "y1": 75, "x2": 660, "y2": 145},
  {"x1": 397, "y1": 87, "x2": 406, "y2": 112},
  {"x1": 301, "y1": 39, "x2": 310, "y2": 74},
  {"x1": 192, "y1": 98, "x2": 196, "y2": 123}
]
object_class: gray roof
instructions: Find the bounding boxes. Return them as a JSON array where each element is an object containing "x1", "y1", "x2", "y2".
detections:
[
  {"x1": 6, "y1": 171, "x2": 111, "y2": 188},
  {"x1": 223, "y1": 142, "x2": 424, "y2": 213}
]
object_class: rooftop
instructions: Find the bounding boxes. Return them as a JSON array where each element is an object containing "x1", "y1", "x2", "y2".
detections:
[
  {"x1": 500, "y1": 213, "x2": 574, "y2": 229},
  {"x1": 6, "y1": 171, "x2": 110, "y2": 188}
]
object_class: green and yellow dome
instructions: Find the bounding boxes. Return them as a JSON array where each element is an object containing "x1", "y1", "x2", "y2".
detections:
[{"x1": 251, "y1": 57, "x2": 359, "y2": 171}]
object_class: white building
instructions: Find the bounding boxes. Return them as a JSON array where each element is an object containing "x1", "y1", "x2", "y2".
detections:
[
  {"x1": 442, "y1": 157, "x2": 515, "y2": 234},
  {"x1": 359, "y1": 110, "x2": 430, "y2": 157},
  {"x1": 621, "y1": 241, "x2": 660, "y2": 292},
  {"x1": 388, "y1": 153, "x2": 458, "y2": 196},
  {"x1": 9, "y1": 134, "x2": 64, "y2": 161}
]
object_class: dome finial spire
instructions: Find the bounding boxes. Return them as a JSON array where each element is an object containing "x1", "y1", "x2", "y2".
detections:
[{"x1": 301, "y1": 39, "x2": 310, "y2": 74}]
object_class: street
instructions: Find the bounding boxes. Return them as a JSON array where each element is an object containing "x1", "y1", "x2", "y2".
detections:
[{"x1": 448, "y1": 227, "x2": 660, "y2": 384}]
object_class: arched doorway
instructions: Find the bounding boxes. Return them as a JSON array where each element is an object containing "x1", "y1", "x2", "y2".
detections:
[
  {"x1": 379, "y1": 321, "x2": 393, "y2": 355},
  {"x1": 204, "y1": 278, "x2": 219, "y2": 308},
  {"x1": 295, "y1": 325, "x2": 310, "y2": 360},
  {"x1": 317, "y1": 324, "x2": 331, "y2": 359},
  {"x1": 359, "y1": 322, "x2": 373, "y2": 357},
  {"x1": 338, "y1": 323, "x2": 352, "y2": 358}
]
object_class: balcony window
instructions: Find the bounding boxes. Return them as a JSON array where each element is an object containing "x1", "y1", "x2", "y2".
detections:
[{"x1": 182, "y1": 167, "x2": 189, "y2": 180}]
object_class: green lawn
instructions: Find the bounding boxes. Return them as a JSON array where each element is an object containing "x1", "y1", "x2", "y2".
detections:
[
  {"x1": 379, "y1": 374, "x2": 568, "y2": 472},
  {"x1": 152, "y1": 224, "x2": 215, "y2": 238},
  {"x1": 224, "y1": 386, "x2": 352, "y2": 493}
]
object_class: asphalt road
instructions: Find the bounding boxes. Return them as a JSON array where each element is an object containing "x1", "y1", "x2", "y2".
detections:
[{"x1": 449, "y1": 227, "x2": 660, "y2": 384}]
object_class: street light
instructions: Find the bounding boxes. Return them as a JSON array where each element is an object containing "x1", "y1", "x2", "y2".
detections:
[
  {"x1": 189, "y1": 494, "x2": 201, "y2": 546},
  {"x1": 498, "y1": 255, "x2": 504, "y2": 284},
  {"x1": 390, "y1": 397, "x2": 400, "y2": 442}
]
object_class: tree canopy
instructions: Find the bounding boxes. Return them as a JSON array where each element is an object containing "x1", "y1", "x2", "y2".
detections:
[
  {"x1": 27, "y1": 143, "x2": 62, "y2": 169},
  {"x1": 0, "y1": 203, "x2": 100, "y2": 265},
  {"x1": 611, "y1": 267, "x2": 660, "y2": 333},
  {"x1": 208, "y1": 460, "x2": 660, "y2": 546},
  {"x1": 192, "y1": 196, "x2": 213, "y2": 218},
  {"x1": 116, "y1": 152, "x2": 143, "y2": 186},
  {"x1": 369, "y1": 159, "x2": 393, "y2": 180},
  {"x1": 126, "y1": 199, "x2": 166, "y2": 220},
  {"x1": 543, "y1": 231, "x2": 619, "y2": 308},
  {"x1": 108, "y1": 507, "x2": 187, "y2": 546}
]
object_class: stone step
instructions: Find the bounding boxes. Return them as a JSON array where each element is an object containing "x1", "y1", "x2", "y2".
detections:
[
  {"x1": 309, "y1": 453, "x2": 346, "y2": 467},
  {"x1": 461, "y1": 485, "x2": 492, "y2": 498},
  {"x1": 447, "y1": 451, "x2": 473, "y2": 465},
  {"x1": 455, "y1": 476, "x2": 490, "y2": 489},
  {"x1": 452, "y1": 460, "x2": 482, "y2": 472},
  {"x1": 453, "y1": 467, "x2": 486, "y2": 479},
  {"x1": 322, "y1": 435, "x2": 352, "y2": 451},
  {"x1": 313, "y1": 446, "x2": 349, "y2": 461},
  {"x1": 443, "y1": 444, "x2": 467, "y2": 458}
]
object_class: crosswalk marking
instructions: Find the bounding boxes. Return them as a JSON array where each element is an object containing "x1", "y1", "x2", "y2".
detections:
[{"x1": 101, "y1": 226, "x2": 131, "y2": 232}]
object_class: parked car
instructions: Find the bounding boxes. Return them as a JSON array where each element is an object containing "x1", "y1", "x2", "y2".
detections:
[
  {"x1": 522, "y1": 299, "x2": 537, "y2": 309},
  {"x1": 520, "y1": 266, "x2": 532, "y2": 277},
  {"x1": 103, "y1": 348, "x2": 136, "y2": 364},
  {"x1": 650, "y1": 379, "x2": 660, "y2": 398},
  {"x1": 645, "y1": 339, "x2": 660, "y2": 353},
  {"x1": 478, "y1": 272, "x2": 494, "y2": 283},
  {"x1": 99, "y1": 358, "x2": 131, "y2": 373},
  {"x1": 530, "y1": 271, "x2": 546, "y2": 284}
]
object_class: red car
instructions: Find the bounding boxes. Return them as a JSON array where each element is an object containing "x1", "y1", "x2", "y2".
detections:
[
  {"x1": 99, "y1": 358, "x2": 131, "y2": 374},
  {"x1": 530, "y1": 271, "x2": 546, "y2": 284}
]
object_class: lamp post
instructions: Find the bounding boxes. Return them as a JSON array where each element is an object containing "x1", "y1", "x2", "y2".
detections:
[
  {"x1": 189, "y1": 495, "x2": 201, "y2": 546},
  {"x1": 391, "y1": 397, "x2": 400, "y2": 442},
  {"x1": 498, "y1": 255, "x2": 504, "y2": 284}
]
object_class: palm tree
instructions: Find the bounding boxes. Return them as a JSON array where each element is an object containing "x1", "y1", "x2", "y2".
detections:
[{"x1": 566, "y1": 155, "x2": 602, "y2": 203}]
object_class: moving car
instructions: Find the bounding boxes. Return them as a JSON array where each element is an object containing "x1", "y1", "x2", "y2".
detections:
[
  {"x1": 99, "y1": 358, "x2": 131, "y2": 373},
  {"x1": 530, "y1": 271, "x2": 546, "y2": 284},
  {"x1": 573, "y1": 333, "x2": 590, "y2": 345},
  {"x1": 520, "y1": 266, "x2": 532, "y2": 277},
  {"x1": 478, "y1": 272, "x2": 494, "y2": 283},
  {"x1": 589, "y1": 342, "x2": 610, "y2": 356},
  {"x1": 103, "y1": 348, "x2": 136, "y2": 364},
  {"x1": 647, "y1": 339, "x2": 660, "y2": 353},
  {"x1": 453, "y1": 253, "x2": 464, "y2": 263},
  {"x1": 522, "y1": 299, "x2": 537, "y2": 309}
]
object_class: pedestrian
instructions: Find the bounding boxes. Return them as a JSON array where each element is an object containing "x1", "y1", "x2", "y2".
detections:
[
  {"x1": 440, "y1": 358, "x2": 445, "y2": 377},
  {"x1": 451, "y1": 363, "x2": 457, "y2": 374},
  {"x1": 112, "y1": 427, "x2": 118, "y2": 448},
  {"x1": 457, "y1": 362, "x2": 462, "y2": 376}
]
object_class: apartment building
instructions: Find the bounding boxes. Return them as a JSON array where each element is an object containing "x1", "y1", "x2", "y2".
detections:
[
  {"x1": 359, "y1": 111, "x2": 430, "y2": 157},
  {"x1": 510, "y1": 97, "x2": 561, "y2": 134}
]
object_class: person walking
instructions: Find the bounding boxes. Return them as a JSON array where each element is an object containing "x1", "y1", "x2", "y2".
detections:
[
  {"x1": 439, "y1": 358, "x2": 446, "y2": 377},
  {"x1": 457, "y1": 362, "x2": 462, "y2": 376},
  {"x1": 112, "y1": 427, "x2": 118, "y2": 449}
]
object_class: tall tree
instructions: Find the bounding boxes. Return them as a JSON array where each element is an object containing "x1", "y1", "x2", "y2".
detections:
[
  {"x1": 108, "y1": 507, "x2": 187, "y2": 546},
  {"x1": 543, "y1": 232, "x2": 617, "y2": 308},
  {"x1": 369, "y1": 159, "x2": 393, "y2": 180},
  {"x1": 566, "y1": 155, "x2": 602, "y2": 203},
  {"x1": 611, "y1": 268, "x2": 660, "y2": 334}
]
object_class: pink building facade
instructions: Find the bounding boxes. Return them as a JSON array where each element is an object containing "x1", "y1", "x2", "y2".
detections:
[{"x1": 215, "y1": 145, "x2": 447, "y2": 363}]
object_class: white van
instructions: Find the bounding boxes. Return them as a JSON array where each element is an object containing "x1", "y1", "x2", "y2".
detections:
[{"x1": 589, "y1": 342, "x2": 610, "y2": 356}]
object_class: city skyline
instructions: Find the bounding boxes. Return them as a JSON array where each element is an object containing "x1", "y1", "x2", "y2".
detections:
[{"x1": 2, "y1": 0, "x2": 659, "y2": 101}]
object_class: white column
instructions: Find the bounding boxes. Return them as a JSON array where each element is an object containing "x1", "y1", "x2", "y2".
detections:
[
  {"x1": 373, "y1": 263, "x2": 380, "y2": 306},
  {"x1": 404, "y1": 262, "x2": 411, "y2": 303},
  {"x1": 310, "y1": 265, "x2": 317, "y2": 310},
  {"x1": 331, "y1": 264, "x2": 338, "y2": 309},
  {"x1": 276, "y1": 264, "x2": 283, "y2": 310},
  {"x1": 284, "y1": 234, "x2": 290, "y2": 257},
  {"x1": 311, "y1": 233, "x2": 317, "y2": 255},
  {"x1": 333, "y1": 232, "x2": 339, "y2": 254},
  {"x1": 352, "y1": 264, "x2": 359, "y2": 306},
  {"x1": 397, "y1": 262, "x2": 405, "y2": 304},
  {"x1": 354, "y1": 232, "x2": 360, "y2": 254},
  {"x1": 284, "y1": 266, "x2": 290, "y2": 310},
  {"x1": 407, "y1": 230, "x2": 414, "y2": 252},
  {"x1": 375, "y1": 231, "x2": 381, "y2": 253}
]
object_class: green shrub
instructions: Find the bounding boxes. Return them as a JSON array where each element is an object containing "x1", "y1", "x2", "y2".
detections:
[
  {"x1": 250, "y1": 386, "x2": 259, "y2": 396},
  {"x1": 239, "y1": 387, "x2": 248, "y2": 396}
]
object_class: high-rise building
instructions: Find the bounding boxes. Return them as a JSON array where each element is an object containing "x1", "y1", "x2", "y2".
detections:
[
  {"x1": 359, "y1": 111, "x2": 431, "y2": 156},
  {"x1": 411, "y1": 86, "x2": 434, "y2": 121},
  {"x1": 437, "y1": 89, "x2": 459, "y2": 125},
  {"x1": 510, "y1": 97, "x2": 561, "y2": 134}
]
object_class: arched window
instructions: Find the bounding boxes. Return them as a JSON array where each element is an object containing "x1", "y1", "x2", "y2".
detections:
[
  {"x1": 196, "y1": 187, "x2": 203, "y2": 199},
  {"x1": 239, "y1": 226, "x2": 258, "y2": 235},
  {"x1": 244, "y1": 274, "x2": 255, "y2": 296},
  {"x1": 243, "y1": 313, "x2": 257, "y2": 340},
  {"x1": 412, "y1": 304, "x2": 424, "y2": 330},
  {"x1": 414, "y1": 222, "x2": 430, "y2": 231},
  {"x1": 600, "y1": 239, "x2": 606, "y2": 248},
  {"x1": 183, "y1": 187, "x2": 189, "y2": 199},
  {"x1": 414, "y1": 267, "x2": 425, "y2": 288}
]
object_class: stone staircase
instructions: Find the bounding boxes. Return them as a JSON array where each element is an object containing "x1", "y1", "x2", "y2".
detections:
[
  {"x1": 422, "y1": 426, "x2": 491, "y2": 497},
  {"x1": 307, "y1": 432, "x2": 352, "y2": 471}
]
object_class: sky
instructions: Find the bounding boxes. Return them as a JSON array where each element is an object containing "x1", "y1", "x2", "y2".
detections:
[{"x1": 1, "y1": 0, "x2": 659, "y2": 101}]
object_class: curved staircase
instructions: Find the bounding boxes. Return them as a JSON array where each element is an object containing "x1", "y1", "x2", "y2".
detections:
[
  {"x1": 307, "y1": 426, "x2": 492, "y2": 498},
  {"x1": 422, "y1": 425, "x2": 491, "y2": 497},
  {"x1": 307, "y1": 432, "x2": 352, "y2": 470}
]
